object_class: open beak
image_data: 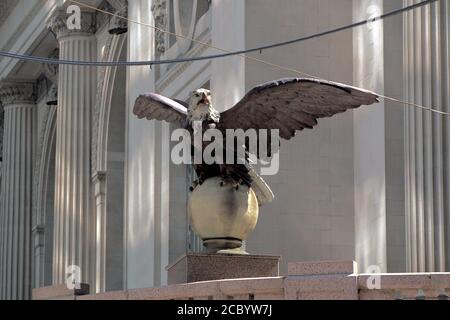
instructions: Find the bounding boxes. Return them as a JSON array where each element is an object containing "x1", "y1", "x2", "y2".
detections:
[{"x1": 198, "y1": 94, "x2": 209, "y2": 105}]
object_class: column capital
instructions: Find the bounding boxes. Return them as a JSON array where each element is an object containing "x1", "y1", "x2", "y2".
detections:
[
  {"x1": 46, "y1": 7, "x2": 97, "y2": 40},
  {"x1": 42, "y1": 49, "x2": 59, "y2": 106},
  {"x1": 42, "y1": 49, "x2": 59, "y2": 84},
  {"x1": 108, "y1": 2, "x2": 128, "y2": 35},
  {"x1": 0, "y1": 80, "x2": 36, "y2": 106},
  {"x1": 106, "y1": 0, "x2": 127, "y2": 12}
]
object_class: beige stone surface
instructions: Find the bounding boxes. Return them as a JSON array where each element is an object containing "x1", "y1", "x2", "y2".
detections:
[
  {"x1": 359, "y1": 289, "x2": 398, "y2": 300},
  {"x1": 288, "y1": 260, "x2": 357, "y2": 276},
  {"x1": 31, "y1": 261, "x2": 450, "y2": 300},
  {"x1": 32, "y1": 284, "x2": 90, "y2": 300},
  {"x1": 128, "y1": 277, "x2": 284, "y2": 300},
  {"x1": 218, "y1": 277, "x2": 284, "y2": 296},
  {"x1": 77, "y1": 291, "x2": 128, "y2": 300},
  {"x1": 167, "y1": 253, "x2": 280, "y2": 285},
  {"x1": 358, "y1": 273, "x2": 433, "y2": 290},
  {"x1": 128, "y1": 281, "x2": 220, "y2": 300},
  {"x1": 285, "y1": 276, "x2": 358, "y2": 300}
]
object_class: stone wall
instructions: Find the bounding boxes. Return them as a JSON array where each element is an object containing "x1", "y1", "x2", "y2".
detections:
[
  {"x1": 245, "y1": 0, "x2": 356, "y2": 274},
  {"x1": 33, "y1": 261, "x2": 450, "y2": 300}
]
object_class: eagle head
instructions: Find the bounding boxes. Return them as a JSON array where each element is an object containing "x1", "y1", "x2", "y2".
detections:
[{"x1": 187, "y1": 89, "x2": 219, "y2": 123}]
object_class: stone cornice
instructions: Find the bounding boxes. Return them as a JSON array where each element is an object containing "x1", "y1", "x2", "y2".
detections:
[
  {"x1": 0, "y1": 81, "x2": 36, "y2": 106},
  {"x1": 46, "y1": 7, "x2": 97, "y2": 40},
  {"x1": 108, "y1": 4, "x2": 128, "y2": 35},
  {"x1": 42, "y1": 49, "x2": 59, "y2": 84},
  {"x1": 106, "y1": 0, "x2": 127, "y2": 12}
]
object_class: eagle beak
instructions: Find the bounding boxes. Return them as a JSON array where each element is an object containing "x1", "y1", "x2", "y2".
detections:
[{"x1": 198, "y1": 93, "x2": 209, "y2": 105}]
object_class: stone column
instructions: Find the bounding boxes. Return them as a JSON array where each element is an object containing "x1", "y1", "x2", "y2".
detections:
[
  {"x1": 92, "y1": 171, "x2": 106, "y2": 293},
  {"x1": 47, "y1": 7, "x2": 97, "y2": 285},
  {"x1": 91, "y1": 0, "x2": 127, "y2": 293},
  {"x1": 404, "y1": 0, "x2": 449, "y2": 272},
  {"x1": 0, "y1": 81, "x2": 36, "y2": 300}
]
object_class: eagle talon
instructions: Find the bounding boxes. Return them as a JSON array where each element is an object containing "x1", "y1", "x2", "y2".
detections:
[{"x1": 190, "y1": 180, "x2": 199, "y2": 191}]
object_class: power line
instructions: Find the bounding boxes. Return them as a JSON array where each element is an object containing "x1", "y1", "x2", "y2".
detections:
[
  {"x1": 61, "y1": 0, "x2": 450, "y2": 117},
  {"x1": 1, "y1": 0, "x2": 438, "y2": 68},
  {"x1": 73, "y1": 0, "x2": 438, "y2": 62},
  {"x1": 0, "y1": 0, "x2": 448, "y2": 116}
]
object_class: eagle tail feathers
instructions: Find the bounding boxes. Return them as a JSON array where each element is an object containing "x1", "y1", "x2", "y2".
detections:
[{"x1": 248, "y1": 168, "x2": 274, "y2": 206}]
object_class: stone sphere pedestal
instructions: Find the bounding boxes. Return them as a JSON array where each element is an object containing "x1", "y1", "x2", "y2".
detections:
[{"x1": 188, "y1": 177, "x2": 259, "y2": 254}]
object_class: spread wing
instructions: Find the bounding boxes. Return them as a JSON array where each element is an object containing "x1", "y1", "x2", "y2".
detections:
[
  {"x1": 218, "y1": 78, "x2": 379, "y2": 143},
  {"x1": 133, "y1": 93, "x2": 188, "y2": 126}
]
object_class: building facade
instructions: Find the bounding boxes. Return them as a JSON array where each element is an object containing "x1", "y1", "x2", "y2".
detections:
[{"x1": 0, "y1": 0, "x2": 449, "y2": 300}]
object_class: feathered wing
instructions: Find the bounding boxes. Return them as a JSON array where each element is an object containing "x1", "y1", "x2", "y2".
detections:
[
  {"x1": 217, "y1": 78, "x2": 379, "y2": 205},
  {"x1": 133, "y1": 93, "x2": 188, "y2": 126},
  {"x1": 219, "y1": 77, "x2": 379, "y2": 142}
]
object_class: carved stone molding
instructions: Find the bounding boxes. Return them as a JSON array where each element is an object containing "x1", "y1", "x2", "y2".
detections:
[
  {"x1": 91, "y1": 33, "x2": 126, "y2": 176},
  {"x1": 92, "y1": 171, "x2": 107, "y2": 199},
  {"x1": 92, "y1": 34, "x2": 114, "y2": 175},
  {"x1": 42, "y1": 49, "x2": 59, "y2": 105},
  {"x1": 0, "y1": 111, "x2": 3, "y2": 164},
  {"x1": 108, "y1": 4, "x2": 128, "y2": 35},
  {"x1": 152, "y1": 0, "x2": 167, "y2": 56},
  {"x1": 107, "y1": 0, "x2": 127, "y2": 12},
  {"x1": 32, "y1": 225, "x2": 45, "y2": 250},
  {"x1": 32, "y1": 103, "x2": 56, "y2": 230},
  {"x1": 96, "y1": 0, "x2": 115, "y2": 31},
  {"x1": 0, "y1": 0, "x2": 18, "y2": 28},
  {"x1": 0, "y1": 81, "x2": 36, "y2": 106},
  {"x1": 156, "y1": 38, "x2": 211, "y2": 93},
  {"x1": 36, "y1": 75, "x2": 49, "y2": 103},
  {"x1": 42, "y1": 49, "x2": 59, "y2": 83},
  {"x1": 46, "y1": 7, "x2": 96, "y2": 40}
]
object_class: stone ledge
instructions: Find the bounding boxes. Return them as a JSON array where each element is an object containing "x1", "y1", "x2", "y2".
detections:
[
  {"x1": 31, "y1": 261, "x2": 450, "y2": 300},
  {"x1": 358, "y1": 273, "x2": 450, "y2": 290},
  {"x1": 32, "y1": 283, "x2": 90, "y2": 300},
  {"x1": 128, "y1": 277, "x2": 285, "y2": 300},
  {"x1": 77, "y1": 290, "x2": 129, "y2": 300},
  {"x1": 288, "y1": 260, "x2": 357, "y2": 276}
]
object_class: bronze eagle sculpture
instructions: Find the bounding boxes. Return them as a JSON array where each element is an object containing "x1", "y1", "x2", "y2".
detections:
[{"x1": 133, "y1": 78, "x2": 379, "y2": 206}]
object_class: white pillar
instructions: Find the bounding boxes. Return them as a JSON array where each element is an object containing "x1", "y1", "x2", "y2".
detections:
[
  {"x1": 125, "y1": 0, "x2": 159, "y2": 289},
  {"x1": 47, "y1": 7, "x2": 97, "y2": 285},
  {"x1": 92, "y1": 171, "x2": 106, "y2": 293},
  {"x1": 0, "y1": 81, "x2": 36, "y2": 300},
  {"x1": 404, "y1": 0, "x2": 449, "y2": 272}
]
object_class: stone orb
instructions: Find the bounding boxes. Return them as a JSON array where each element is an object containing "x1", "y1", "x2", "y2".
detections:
[{"x1": 188, "y1": 177, "x2": 259, "y2": 252}]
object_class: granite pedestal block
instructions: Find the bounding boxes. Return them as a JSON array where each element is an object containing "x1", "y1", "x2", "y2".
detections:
[{"x1": 167, "y1": 253, "x2": 281, "y2": 285}]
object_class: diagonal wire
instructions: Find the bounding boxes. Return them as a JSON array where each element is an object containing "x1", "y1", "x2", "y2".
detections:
[
  {"x1": 68, "y1": 0, "x2": 449, "y2": 116},
  {"x1": 69, "y1": 0, "x2": 318, "y2": 77},
  {"x1": 0, "y1": 0, "x2": 446, "y2": 115}
]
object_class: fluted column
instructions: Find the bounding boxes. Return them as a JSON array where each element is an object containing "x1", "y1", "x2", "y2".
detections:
[
  {"x1": 404, "y1": 0, "x2": 449, "y2": 272},
  {"x1": 0, "y1": 81, "x2": 36, "y2": 300},
  {"x1": 92, "y1": 171, "x2": 106, "y2": 293},
  {"x1": 47, "y1": 7, "x2": 97, "y2": 285}
]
